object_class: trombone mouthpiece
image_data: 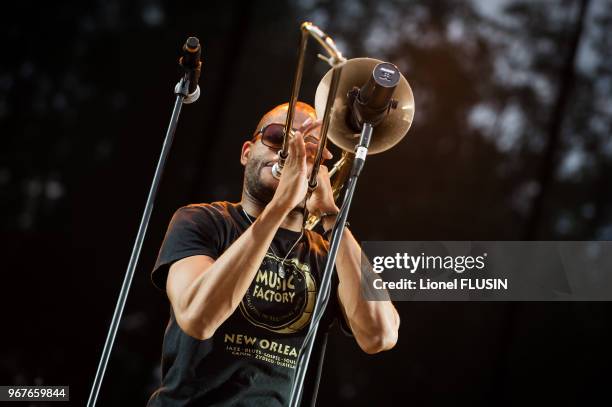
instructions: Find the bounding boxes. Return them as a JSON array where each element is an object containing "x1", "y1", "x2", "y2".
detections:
[{"x1": 271, "y1": 162, "x2": 283, "y2": 179}]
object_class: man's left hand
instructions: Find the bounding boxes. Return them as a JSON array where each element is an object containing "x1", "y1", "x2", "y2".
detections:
[{"x1": 306, "y1": 165, "x2": 339, "y2": 231}]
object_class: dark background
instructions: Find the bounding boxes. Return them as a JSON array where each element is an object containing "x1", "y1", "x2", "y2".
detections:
[{"x1": 1, "y1": 0, "x2": 611, "y2": 405}]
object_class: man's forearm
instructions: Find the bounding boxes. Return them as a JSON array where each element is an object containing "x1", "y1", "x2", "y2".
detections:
[
  {"x1": 329, "y1": 224, "x2": 400, "y2": 353},
  {"x1": 176, "y1": 200, "x2": 290, "y2": 339}
]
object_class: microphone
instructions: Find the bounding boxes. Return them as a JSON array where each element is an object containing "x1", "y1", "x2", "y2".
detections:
[
  {"x1": 346, "y1": 62, "x2": 400, "y2": 132},
  {"x1": 178, "y1": 36, "x2": 202, "y2": 103}
]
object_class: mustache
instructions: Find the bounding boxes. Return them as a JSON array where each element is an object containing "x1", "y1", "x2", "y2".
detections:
[{"x1": 259, "y1": 157, "x2": 319, "y2": 175}]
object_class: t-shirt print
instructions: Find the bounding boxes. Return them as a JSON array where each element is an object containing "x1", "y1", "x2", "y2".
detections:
[{"x1": 220, "y1": 253, "x2": 318, "y2": 370}]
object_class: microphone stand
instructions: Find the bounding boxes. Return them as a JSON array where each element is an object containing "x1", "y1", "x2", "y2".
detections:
[
  {"x1": 86, "y1": 68, "x2": 200, "y2": 407},
  {"x1": 289, "y1": 122, "x2": 373, "y2": 407}
]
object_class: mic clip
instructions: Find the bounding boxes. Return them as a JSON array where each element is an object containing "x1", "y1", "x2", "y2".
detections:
[
  {"x1": 174, "y1": 80, "x2": 200, "y2": 104},
  {"x1": 346, "y1": 86, "x2": 398, "y2": 132}
]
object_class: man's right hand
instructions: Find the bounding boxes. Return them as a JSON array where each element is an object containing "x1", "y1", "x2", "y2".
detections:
[{"x1": 270, "y1": 119, "x2": 315, "y2": 213}]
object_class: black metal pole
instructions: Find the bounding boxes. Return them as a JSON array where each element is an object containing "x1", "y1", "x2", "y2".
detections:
[
  {"x1": 86, "y1": 76, "x2": 194, "y2": 407},
  {"x1": 289, "y1": 122, "x2": 374, "y2": 407}
]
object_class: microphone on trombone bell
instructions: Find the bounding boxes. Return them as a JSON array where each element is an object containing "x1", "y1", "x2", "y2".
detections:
[
  {"x1": 179, "y1": 36, "x2": 202, "y2": 101},
  {"x1": 346, "y1": 61, "x2": 400, "y2": 132},
  {"x1": 345, "y1": 61, "x2": 401, "y2": 178}
]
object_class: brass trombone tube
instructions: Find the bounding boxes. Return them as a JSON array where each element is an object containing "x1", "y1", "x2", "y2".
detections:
[
  {"x1": 272, "y1": 22, "x2": 346, "y2": 179},
  {"x1": 278, "y1": 26, "x2": 309, "y2": 163},
  {"x1": 307, "y1": 65, "x2": 342, "y2": 191}
]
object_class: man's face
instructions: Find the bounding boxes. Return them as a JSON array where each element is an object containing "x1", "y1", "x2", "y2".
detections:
[{"x1": 241, "y1": 109, "x2": 323, "y2": 205}]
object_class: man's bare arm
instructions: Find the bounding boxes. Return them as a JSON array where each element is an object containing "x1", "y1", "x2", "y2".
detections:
[
  {"x1": 323, "y1": 218, "x2": 400, "y2": 354},
  {"x1": 167, "y1": 199, "x2": 290, "y2": 340}
]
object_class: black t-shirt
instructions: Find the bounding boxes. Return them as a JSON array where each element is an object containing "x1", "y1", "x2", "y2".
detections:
[{"x1": 147, "y1": 201, "x2": 348, "y2": 407}]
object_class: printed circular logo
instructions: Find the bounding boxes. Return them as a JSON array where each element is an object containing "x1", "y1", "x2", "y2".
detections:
[{"x1": 239, "y1": 254, "x2": 317, "y2": 334}]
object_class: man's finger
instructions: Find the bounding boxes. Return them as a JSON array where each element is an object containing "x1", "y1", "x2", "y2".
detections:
[
  {"x1": 299, "y1": 118, "x2": 322, "y2": 134},
  {"x1": 297, "y1": 118, "x2": 313, "y2": 133},
  {"x1": 285, "y1": 130, "x2": 298, "y2": 166},
  {"x1": 317, "y1": 165, "x2": 330, "y2": 178},
  {"x1": 292, "y1": 131, "x2": 306, "y2": 164},
  {"x1": 323, "y1": 147, "x2": 333, "y2": 161}
]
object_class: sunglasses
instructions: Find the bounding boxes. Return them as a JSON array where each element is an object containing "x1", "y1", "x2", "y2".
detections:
[{"x1": 252, "y1": 123, "x2": 321, "y2": 150}]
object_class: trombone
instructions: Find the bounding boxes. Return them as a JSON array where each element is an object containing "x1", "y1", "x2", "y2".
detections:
[
  {"x1": 307, "y1": 56, "x2": 415, "y2": 228},
  {"x1": 280, "y1": 22, "x2": 415, "y2": 407},
  {"x1": 271, "y1": 23, "x2": 415, "y2": 231},
  {"x1": 271, "y1": 22, "x2": 346, "y2": 198}
]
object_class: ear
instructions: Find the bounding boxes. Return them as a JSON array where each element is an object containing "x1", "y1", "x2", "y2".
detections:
[{"x1": 240, "y1": 141, "x2": 252, "y2": 166}]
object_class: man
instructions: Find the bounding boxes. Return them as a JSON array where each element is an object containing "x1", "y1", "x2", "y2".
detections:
[{"x1": 148, "y1": 102, "x2": 399, "y2": 406}]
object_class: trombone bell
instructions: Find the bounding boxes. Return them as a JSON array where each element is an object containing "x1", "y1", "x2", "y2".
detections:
[{"x1": 314, "y1": 57, "x2": 415, "y2": 155}]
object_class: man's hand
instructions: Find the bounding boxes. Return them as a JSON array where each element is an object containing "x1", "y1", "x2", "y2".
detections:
[
  {"x1": 270, "y1": 118, "x2": 332, "y2": 213},
  {"x1": 271, "y1": 126, "x2": 309, "y2": 213},
  {"x1": 306, "y1": 165, "x2": 339, "y2": 230}
]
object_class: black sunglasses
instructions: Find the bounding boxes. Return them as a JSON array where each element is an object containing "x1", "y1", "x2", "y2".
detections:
[{"x1": 252, "y1": 123, "x2": 320, "y2": 150}]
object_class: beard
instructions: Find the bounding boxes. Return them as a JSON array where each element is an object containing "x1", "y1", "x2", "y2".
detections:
[{"x1": 244, "y1": 155, "x2": 276, "y2": 204}]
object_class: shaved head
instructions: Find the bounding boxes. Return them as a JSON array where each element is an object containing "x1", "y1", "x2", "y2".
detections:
[
  {"x1": 253, "y1": 101, "x2": 317, "y2": 137},
  {"x1": 242, "y1": 101, "x2": 322, "y2": 206}
]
